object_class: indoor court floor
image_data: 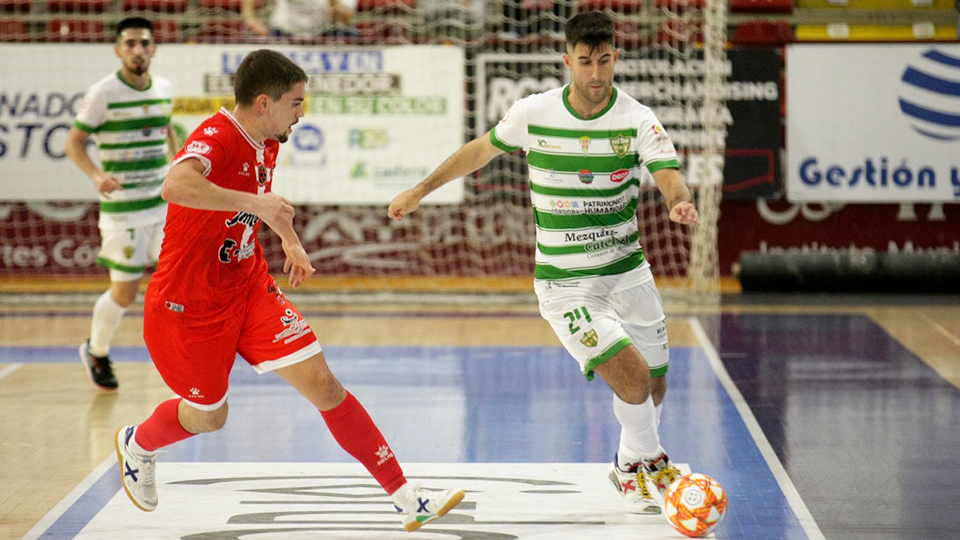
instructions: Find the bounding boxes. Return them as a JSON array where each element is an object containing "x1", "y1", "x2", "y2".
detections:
[{"x1": 1, "y1": 291, "x2": 959, "y2": 540}]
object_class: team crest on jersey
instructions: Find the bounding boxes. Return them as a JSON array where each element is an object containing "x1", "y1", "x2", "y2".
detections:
[
  {"x1": 122, "y1": 245, "x2": 135, "y2": 259},
  {"x1": 580, "y1": 136, "x2": 591, "y2": 155},
  {"x1": 257, "y1": 164, "x2": 269, "y2": 185},
  {"x1": 609, "y1": 134, "x2": 631, "y2": 158},
  {"x1": 579, "y1": 329, "x2": 598, "y2": 347}
]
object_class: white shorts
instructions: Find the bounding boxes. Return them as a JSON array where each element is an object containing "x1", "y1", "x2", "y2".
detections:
[
  {"x1": 97, "y1": 222, "x2": 164, "y2": 281},
  {"x1": 538, "y1": 279, "x2": 669, "y2": 381}
]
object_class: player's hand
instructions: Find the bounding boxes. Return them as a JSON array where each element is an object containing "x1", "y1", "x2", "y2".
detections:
[
  {"x1": 281, "y1": 239, "x2": 315, "y2": 288},
  {"x1": 93, "y1": 172, "x2": 123, "y2": 195},
  {"x1": 244, "y1": 17, "x2": 269, "y2": 36},
  {"x1": 388, "y1": 189, "x2": 421, "y2": 221},
  {"x1": 670, "y1": 201, "x2": 701, "y2": 226},
  {"x1": 256, "y1": 193, "x2": 296, "y2": 232}
]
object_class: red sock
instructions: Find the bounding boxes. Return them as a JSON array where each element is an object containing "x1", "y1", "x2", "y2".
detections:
[
  {"x1": 320, "y1": 392, "x2": 406, "y2": 494},
  {"x1": 134, "y1": 398, "x2": 195, "y2": 452}
]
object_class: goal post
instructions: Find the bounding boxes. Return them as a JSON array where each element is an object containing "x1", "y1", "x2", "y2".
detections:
[{"x1": 0, "y1": 0, "x2": 726, "y2": 305}]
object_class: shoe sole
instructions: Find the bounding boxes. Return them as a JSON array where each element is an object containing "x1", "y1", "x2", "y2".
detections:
[
  {"x1": 79, "y1": 343, "x2": 117, "y2": 392},
  {"x1": 607, "y1": 467, "x2": 661, "y2": 515},
  {"x1": 403, "y1": 490, "x2": 465, "y2": 532},
  {"x1": 114, "y1": 427, "x2": 156, "y2": 512}
]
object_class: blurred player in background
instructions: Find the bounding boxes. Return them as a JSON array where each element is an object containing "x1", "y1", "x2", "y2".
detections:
[
  {"x1": 242, "y1": 0, "x2": 360, "y2": 39},
  {"x1": 113, "y1": 49, "x2": 464, "y2": 532},
  {"x1": 389, "y1": 11, "x2": 698, "y2": 515},
  {"x1": 65, "y1": 16, "x2": 177, "y2": 391}
]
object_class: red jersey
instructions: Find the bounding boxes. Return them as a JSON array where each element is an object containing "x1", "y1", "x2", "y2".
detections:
[{"x1": 147, "y1": 108, "x2": 279, "y2": 320}]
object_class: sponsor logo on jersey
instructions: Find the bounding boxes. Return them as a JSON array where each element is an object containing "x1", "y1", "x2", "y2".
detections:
[
  {"x1": 578, "y1": 170, "x2": 594, "y2": 184},
  {"x1": 220, "y1": 211, "x2": 260, "y2": 264},
  {"x1": 273, "y1": 308, "x2": 311, "y2": 344},
  {"x1": 240, "y1": 162, "x2": 250, "y2": 177},
  {"x1": 610, "y1": 169, "x2": 630, "y2": 183},
  {"x1": 580, "y1": 136, "x2": 591, "y2": 155},
  {"x1": 204, "y1": 127, "x2": 218, "y2": 136},
  {"x1": 538, "y1": 139, "x2": 561, "y2": 150},
  {"x1": 610, "y1": 134, "x2": 631, "y2": 158},
  {"x1": 187, "y1": 141, "x2": 211, "y2": 155}
]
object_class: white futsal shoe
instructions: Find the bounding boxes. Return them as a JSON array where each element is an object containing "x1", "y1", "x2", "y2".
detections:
[
  {"x1": 608, "y1": 453, "x2": 661, "y2": 514},
  {"x1": 642, "y1": 449, "x2": 682, "y2": 499},
  {"x1": 394, "y1": 483, "x2": 465, "y2": 532},
  {"x1": 115, "y1": 425, "x2": 158, "y2": 512}
]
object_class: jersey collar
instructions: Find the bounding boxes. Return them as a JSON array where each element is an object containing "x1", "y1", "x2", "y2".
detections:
[
  {"x1": 562, "y1": 85, "x2": 618, "y2": 121},
  {"x1": 218, "y1": 107, "x2": 264, "y2": 150}
]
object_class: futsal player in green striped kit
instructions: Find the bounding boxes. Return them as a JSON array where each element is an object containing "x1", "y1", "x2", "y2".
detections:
[
  {"x1": 65, "y1": 17, "x2": 177, "y2": 390},
  {"x1": 389, "y1": 10, "x2": 700, "y2": 515}
]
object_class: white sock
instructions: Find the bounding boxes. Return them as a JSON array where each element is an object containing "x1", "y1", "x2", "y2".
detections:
[
  {"x1": 89, "y1": 290, "x2": 127, "y2": 357},
  {"x1": 390, "y1": 482, "x2": 413, "y2": 507},
  {"x1": 655, "y1": 402, "x2": 663, "y2": 428},
  {"x1": 613, "y1": 393, "x2": 660, "y2": 469}
]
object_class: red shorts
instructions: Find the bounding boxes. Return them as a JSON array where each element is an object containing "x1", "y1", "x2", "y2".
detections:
[{"x1": 143, "y1": 274, "x2": 321, "y2": 409}]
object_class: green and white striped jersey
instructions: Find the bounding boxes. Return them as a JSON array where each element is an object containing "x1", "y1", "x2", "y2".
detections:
[
  {"x1": 490, "y1": 85, "x2": 679, "y2": 289},
  {"x1": 74, "y1": 71, "x2": 173, "y2": 228}
]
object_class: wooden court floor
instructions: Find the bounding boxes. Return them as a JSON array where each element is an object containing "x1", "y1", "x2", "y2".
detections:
[{"x1": 1, "y1": 286, "x2": 959, "y2": 540}]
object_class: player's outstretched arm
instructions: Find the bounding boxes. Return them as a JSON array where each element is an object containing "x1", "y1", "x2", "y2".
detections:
[
  {"x1": 241, "y1": 0, "x2": 269, "y2": 35},
  {"x1": 651, "y1": 168, "x2": 701, "y2": 227},
  {"x1": 388, "y1": 131, "x2": 504, "y2": 221}
]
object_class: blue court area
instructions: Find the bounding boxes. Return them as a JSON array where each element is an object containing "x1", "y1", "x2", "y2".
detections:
[{"x1": 15, "y1": 338, "x2": 815, "y2": 540}]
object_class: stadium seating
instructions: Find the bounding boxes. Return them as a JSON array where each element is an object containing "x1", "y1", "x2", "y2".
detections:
[
  {"x1": 123, "y1": 0, "x2": 188, "y2": 12},
  {"x1": 152, "y1": 17, "x2": 180, "y2": 41},
  {"x1": 199, "y1": 0, "x2": 262, "y2": 13},
  {"x1": 0, "y1": 17, "x2": 28, "y2": 39},
  {"x1": 732, "y1": 20, "x2": 795, "y2": 45},
  {"x1": 657, "y1": 18, "x2": 704, "y2": 44},
  {"x1": 46, "y1": 0, "x2": 110, "y2": 12},
  {"x1": 45, "y1": 18, "x2": 106, "y2": 40},
  {"x1": 577, "y1": 0, "x2": 641, "y2": 13},
  {"x1": 356, "y1": 19, "x2": 412, "y2": 42},
  {"x1": 0, "y1": 0, "x2": 31, "y2": 12},
  {"x1": 730, "y1": 0, "x2": 794, "y2": 12},
  {"x1": 0, "y1": 0, "x2": 949, "y2": 46},
  {"x1": 197, "y1": 18, "x2": 246, "y2": 40}
]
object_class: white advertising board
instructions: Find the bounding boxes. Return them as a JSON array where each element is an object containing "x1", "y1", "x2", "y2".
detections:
[
  {"x1": 786, "y1": 43, "x2": 960, "y2": 203},
  {"x1": 0, "y1": 44, "x2": 464, "y2": 204}
]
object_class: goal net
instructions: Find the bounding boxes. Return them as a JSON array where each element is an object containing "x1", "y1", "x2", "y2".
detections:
[{"x1": 0, "y1": 0, "x2": 725, "y2": 304}]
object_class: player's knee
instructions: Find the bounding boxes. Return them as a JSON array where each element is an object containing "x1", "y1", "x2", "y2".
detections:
[
  {"x1": 650, "y1": 376, "x2": 667, "y2": 404},
  {"x1": 183, "y1": 404, "x2": 229, "y2": 433}
]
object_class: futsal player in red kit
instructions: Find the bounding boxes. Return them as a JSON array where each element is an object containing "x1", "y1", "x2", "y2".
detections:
[{"x1": 113, "y1": 49, "x2": 464, "y2": 532}]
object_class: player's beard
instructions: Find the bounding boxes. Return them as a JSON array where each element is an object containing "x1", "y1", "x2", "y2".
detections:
[
  {"x1": 129, "y1": 60, "x2": 148, "y2": 76},
  {"x1": 276, "y1": 133, "x2": 289, "y2": 144},
  {"x1": 577, "y1": 79, "x2": 611, "y2": 106}
]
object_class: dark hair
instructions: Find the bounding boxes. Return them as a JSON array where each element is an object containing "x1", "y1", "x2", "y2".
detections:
[
  {"x1": 565, "y1": 11, "x2": 615, "y2": 52},
  {"x1": 116, "y1": 17, "x2": 153, "y2": 38},
  {"x1": 234, "y1": 49, "x2": 309, "y2": 107}
]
